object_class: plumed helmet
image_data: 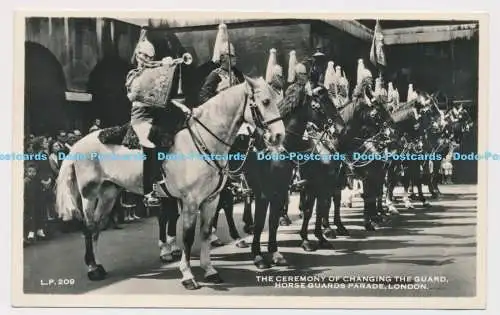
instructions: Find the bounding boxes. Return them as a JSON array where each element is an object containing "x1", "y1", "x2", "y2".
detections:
[
  {"x1": 265, "y1": 48, "x2": 279, "y2": 83},
  {"x1": 362, "y1": 68, "x2": 372, "y2": 80},
  {"x1": 295, "y1": 63, "x2": 307, "y2": 75},
  {"x1": 272, "y1": 65, "x2": 283, "y2": 77},
  {"x1": 131, "y1": 28, "x2": 155, "y2": 64},
  {"x1": 212, "y1": 23, "x2": 233, "y2": 63},
  {"x1": 374, "y1": 77, "x2": 382, "y2": 92},
  {"x1": 219, "y1": 42, "x2": 235, "y2": 57},
  {"x1": 357, "y1": 58, "x2": 366, "y2": 85},
  {"x1": 388, "y1": 82, "x2": 395, "y2": 95},
  {"x1": 135, "y1": 39, "x2": 155, "y2": 58},
  {"x1": 287, "y1": 50, "x2": 298, "y2": 83},
  {"x1": 323, "y1": 61, "x2": 336, "y2": 88},
  {"x1": 335, "y1": 65, "x2": 342, "y2": 77}
]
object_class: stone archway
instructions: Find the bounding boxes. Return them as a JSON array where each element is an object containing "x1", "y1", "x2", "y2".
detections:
[
  {"x1": 87, "y1": 52, "x2": 133, "y2": 128},
  {"x1": 24, "y1": 41, "x2": 68, "y2": 136}
]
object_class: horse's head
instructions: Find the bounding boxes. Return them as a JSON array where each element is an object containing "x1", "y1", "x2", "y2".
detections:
[
  {"x1": 415, "y1": 92, "x2": 446, "y2": 133},
  {"x1": 243, "y1": 76, "x2": 285, "y2": 147},
  {"x1": 309, "y1": 85, "x2": 345, "y2": 135}
]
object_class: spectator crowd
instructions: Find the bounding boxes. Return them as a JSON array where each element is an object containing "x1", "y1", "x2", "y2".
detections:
[{"x1": 23, "y1": 119, "x2": 150, "y2": 247}]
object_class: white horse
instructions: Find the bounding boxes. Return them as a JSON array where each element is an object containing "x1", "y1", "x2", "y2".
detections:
[{"x1": 55, "y1": 77, "x2": 285, "y2": 290}]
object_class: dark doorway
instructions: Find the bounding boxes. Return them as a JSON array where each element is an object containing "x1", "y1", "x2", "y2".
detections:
[
  {"x1": 24, "y1": 41, "x2": 68, "y2": 136},
  {"x1": 87, "y1": 52, "x2": 133, "y2": 129}
]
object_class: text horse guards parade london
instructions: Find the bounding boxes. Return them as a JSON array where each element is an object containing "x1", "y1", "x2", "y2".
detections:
[{"x1": 20, "y1": 16, "x2": 478, "y2": 296}]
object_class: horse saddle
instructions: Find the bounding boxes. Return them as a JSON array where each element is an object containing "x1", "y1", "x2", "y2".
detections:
[{"x1": 97, "y1": 103, "x2": 189, "y2": 150}]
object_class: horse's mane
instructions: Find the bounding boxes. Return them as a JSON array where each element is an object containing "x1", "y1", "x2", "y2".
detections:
[
  {"x1": 191, "y1": 77, "x2": 279, "y2": 118},
  {"x1": 339, "y1": 100, "x2": 359, "y2": 124},
  {"x1": 391, "y1": 106, "x2": 416, "y2": 124},
  {"x1": 192, "y1": 81, "x2": 246, "y2": 117},
  {"x1": 277, "y1": 82, "x2": 306, "y2": 118}
]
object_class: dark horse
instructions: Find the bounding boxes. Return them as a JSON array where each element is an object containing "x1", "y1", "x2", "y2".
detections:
[
  {"x1": 296, "y1": 86, "x2": 397, "y2": 247},
  {"x1": 324, "y1": 93, "x2": 395, "y2": 234},
  {"x1": 242, "y1": 83, "x2": 343, "y2": 268},
  {"x1": 384, "y1": 95, "x2": 443, "y2": 211},
  {"x1": 424, "y1": 104, "x2": 473, "y2": 197}
]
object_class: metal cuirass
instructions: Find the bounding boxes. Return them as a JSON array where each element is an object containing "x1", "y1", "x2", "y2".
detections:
[{"x1": 127, "y1": 64, "x2": 176, "y2": 107}]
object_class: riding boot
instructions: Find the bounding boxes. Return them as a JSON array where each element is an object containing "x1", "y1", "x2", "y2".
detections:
[{"x1": 143, "y1": 147, "x2": 161, "y2": 207}]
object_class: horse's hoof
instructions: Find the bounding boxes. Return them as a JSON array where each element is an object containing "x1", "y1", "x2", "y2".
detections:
[
  {"x1": 347, "y1": 203, "x2": 353, "y2": 208},
  {"x1": 336, "y1": 225, "x2": 350, "y2": 236},
  {"x1": 205, "y1": 273, "x2": 224, "y2": 284},
  {"x1": 243, "y1": 225, "x2": 254, "y2": 235},
  {"x1": 318, "y1": 240, "x2": 334, "y2": 249},
  {"x1": 160, "y1": 254, "x2": 174, "y2": 263},
  {"x1": 88, "y1": 268, "x2": 106, "y2": 281},
  {"x1": 364, "y1": 221, "x2": 378, "y2": 232},
  {"x1": 422, "y1": 202, "x2": 431, "y2": 208},
  {"x1": 279, "y1": 217, "x2": 290, "y2": 226},
  {"x1": 323, "y1": 227, "x2": 337, "y2": 239},
  {"x1": 235, "y1": 239, "x2": 249, "y2": 248},
  {"x1": 372, "y1": 215, "x2": 384, "y2": 224},
  {"x1": 301, "y1": 240, "x2": 317, "y2": 252},
  {"x1": 182, "y1": 279, "x2": 201, "y2": 290},
  {"x1": 254, "y1": 256, "x2": 271, "y2": 269},
  {"x1": 388, "y1": 205, "x2": 399, "y2": 215},
  {"x1": 272, "y1": 254, "x2": 289, "y2": 267},
  {"x1": 96, "y1": 264, "x2": 107, "y2": 276},
  {"x1": 211, "y1": 239, "x2": 224, "y2": 247}
]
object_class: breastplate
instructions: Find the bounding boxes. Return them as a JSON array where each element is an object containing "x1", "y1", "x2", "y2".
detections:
[{"x1": 216, "y1": 69, "x2": 238, "y2": 93}]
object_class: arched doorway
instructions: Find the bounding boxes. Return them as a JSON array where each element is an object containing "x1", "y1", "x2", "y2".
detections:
[
  {"x1": 87, "y1": 52, "x2": 133, "y2": 128},
  {"x1": 24, "y1": 41, "x2": 68, "y2": 136}
]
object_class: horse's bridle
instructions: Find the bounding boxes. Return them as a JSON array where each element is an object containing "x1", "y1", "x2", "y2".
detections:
[{"x1": 186, "y1": 84, "x2": 283, "y2": 173}]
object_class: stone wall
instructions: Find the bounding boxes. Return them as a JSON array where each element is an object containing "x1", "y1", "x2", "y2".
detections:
[
  {"x1": 25, "y1": 17, "x2": 140, "y2": 92},
  {"x1": 161, "y1": 23, "x2": 312, "y2": 78}
]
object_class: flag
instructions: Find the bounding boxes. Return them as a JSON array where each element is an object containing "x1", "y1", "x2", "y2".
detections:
[{"x1": 370, "y1": 20, "x2": 386, "y2": 67}]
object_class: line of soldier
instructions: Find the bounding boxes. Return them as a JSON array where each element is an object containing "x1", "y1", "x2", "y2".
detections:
[{"x1": 125, "y1": 22, "x2": 467, "y2": 249}]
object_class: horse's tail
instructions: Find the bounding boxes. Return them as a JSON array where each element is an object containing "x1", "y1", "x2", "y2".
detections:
[{"x1": 55, "y1": 159, "x2": 83, "y2": 221}]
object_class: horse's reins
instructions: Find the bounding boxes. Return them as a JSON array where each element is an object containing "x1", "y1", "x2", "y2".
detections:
[
  {"x1": 261, "y1": 94, "x2": 336, "y2": 167},
  {"x1": 177, "y1": 84, "x2": 281, "y2": 192}
]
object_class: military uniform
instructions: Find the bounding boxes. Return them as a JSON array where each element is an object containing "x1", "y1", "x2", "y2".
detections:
[
  {"x1": 126, "y1": 32, "x2": 178, "y2": 206},
  {"x1": 353, "y1": 68, "x2": 374, "y2": 106},
  {"x1": 335, "y1": 66, "x2": 350, "y2": 107},
  {"x1": 199, "y1": 67, "x2": 245, "y2": 104}
]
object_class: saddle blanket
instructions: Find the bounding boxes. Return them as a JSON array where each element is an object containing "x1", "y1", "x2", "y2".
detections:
[
  {"x1": 97, "y1": 123, "x2": 176, "y2": 150},
  {"x1": 97, "y1": 105, "x2": 188, "y2": 150}
]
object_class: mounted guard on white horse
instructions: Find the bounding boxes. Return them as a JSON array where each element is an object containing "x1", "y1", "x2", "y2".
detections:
[{"x1": 55, "y1": 25, "x2": 285, "y2": 290}]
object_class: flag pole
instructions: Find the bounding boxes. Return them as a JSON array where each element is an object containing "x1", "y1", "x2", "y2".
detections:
[{"x1": 226, "y1": 21, "x2": 233, "y2": 87}]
